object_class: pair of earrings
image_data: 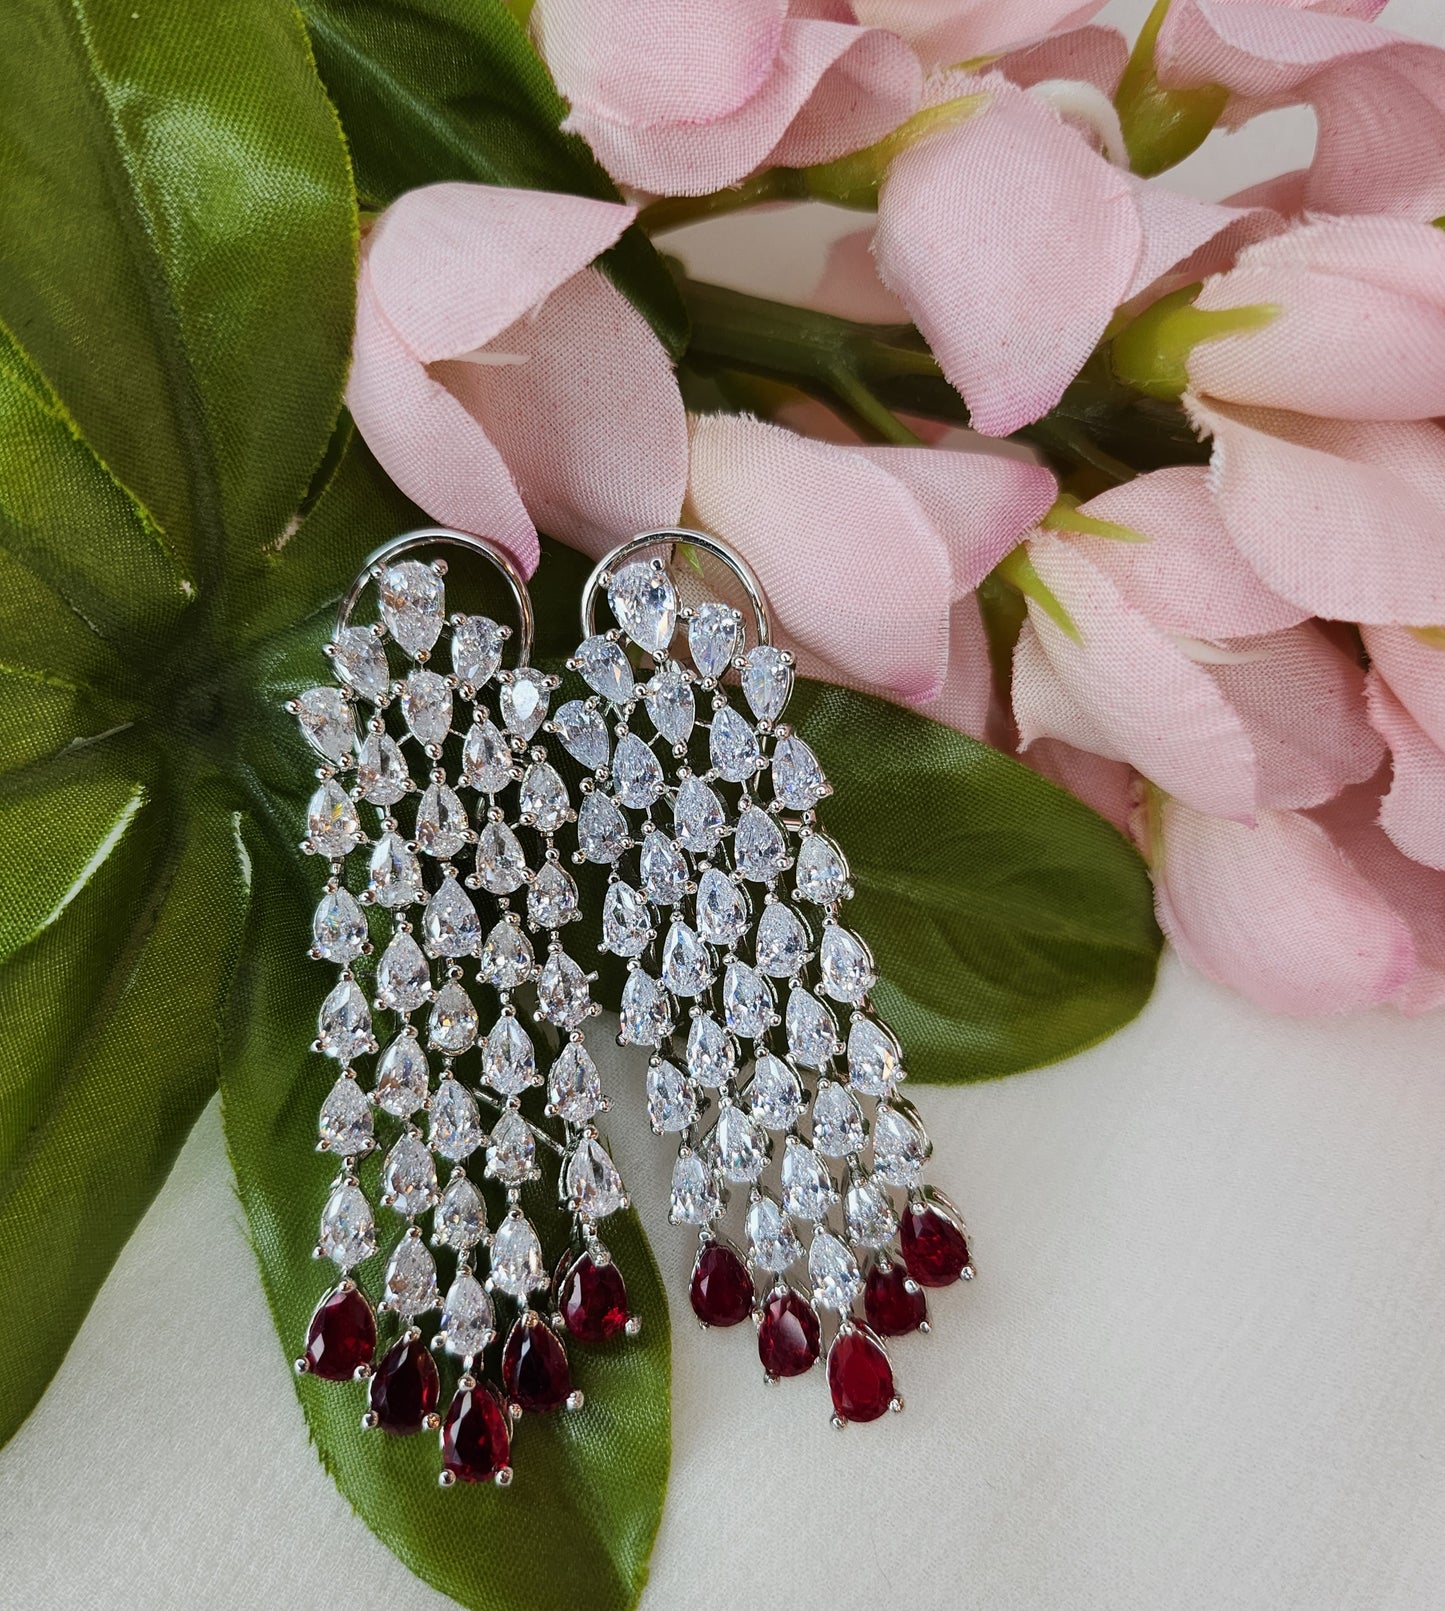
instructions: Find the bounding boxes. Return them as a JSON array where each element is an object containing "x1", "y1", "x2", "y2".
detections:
[{"x1": 292, "y1": 526, "x2": 973, "y2": 1487}]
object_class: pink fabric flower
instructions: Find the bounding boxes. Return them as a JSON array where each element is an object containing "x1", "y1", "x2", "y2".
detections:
[
  {"x1": 850, "y1": 0, "x2": 1111, "y2": 67},
  {"x1": 531, "y1": 0, "x2": 920, "y2": 196},
  {"x1": 1361, "y1": 627, "x2": 1445, "y2": 873}
]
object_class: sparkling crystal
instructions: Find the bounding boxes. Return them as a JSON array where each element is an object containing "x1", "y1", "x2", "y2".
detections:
[
  {"x1": 611, "y1": 733, "x2": 664, "y2": 807},
  {"x1": 519, "y1": 760, "x2": 569, "y2": 832},
  {"x1": 755, "y1": 902, "x2": 810, "y2": 978},
  {"x1": 401, "y1": 669, "x2": 452, "y2": 746},
  {"x1": 330, "y1": 626, "x2": 389, "y2": 703},
  {"x1": 786, "y1": 986, "x2": 839, "y2": 1068},
  {"x1": 846, "y1": 1177, "x2": 899, "y2": 1248},
  {"x1": 380, "y1": 560, "x2": 445, "y2": 656},
  {"x1": 423, "y1": 874, "x2": 481, "y2": 958},
  {"x1": 319, "y1": 1077, "x2": 372, "y2": 1154},
  {"x1": 475, "y1": 820, "x2": 527, "y2": 894},
  {"x1": 723, "y1": 961, "x2": 773, "y2": 1039},
  {"x1": 318, "y1": 979, "x2": 371, "y2": 1062},
  {"x1": 528, "y1": 862, "x2": 578, "y2": 929},
  {"x1": 695, "y1": 868, "x2": 749, "y2": 946},
  {"x1": 536, "y1": 949, "x2": 592, "y2": 1028},
  {"x1": 747, "y1": 1052, "x2": 805, "y2": 1131},
  {"x1": 872, "y1": 1102, "x2": 929, "y2": 1188},
  {"x1": 553, "y1": 699, "x2": 609, "y2": 770},
  {"x1": 795, "y1": 832, "x2": 849, "y2": 905},
  {"x1": 500, "y1": 667, "x2": 549, "y2": 739},
  {"x1": 847, "y1": 1017, "x2": 903, "y2": 1096},
  {"x1": 294, "y1": 686, "x2": 355, "y2": 763},
  {"x1": 811, "y1": 1080, "x2": 865, "y2": 1157},
  {"x1": 734, "y1": 805, "x2": 789, "y2": 884},
  {"x1": 368, "y1": 832, "x2": 424, "y2": 908},
  {"x1": 644, "y1": 665, "x2": 695, "y2": 744},
  {"x1": 375, "y1": 928, "x2": 429, "y2": 1012},
  {"x1": 429, "y1": 1076, "x2": 483, "y2": 1161},
  {"x1": 485, "y1": 1109, "x2": 537, "y2": 1183},
  {"x1": 819, "y1": 923, "x2": 875, "y2": 1004},
  {"x1": 451, "y1": 615, "x2": 504, "y2": 688},
  {"x1": 808, "y1": 1230, "x2": 862, "y2": 1312},
  {"x1": 319, "y1": 1181, "x2": 375, "y2": 1269},
  {"x1": 639, "y1": 830, "x2": 688, "y2": 905},
  {"x1": 661, "y1": 920, "x2": 712, "y2": 997},
  {"x1": 742, "y1": 645, "x2": 792, "y2": 722},
  {"x1": 709, "y1": 706, "x2": 760, "y2": 782},
  {"x1": 688, "y1": 602, "x2": 741, "y2": 680},
  {"x1": 312, "y1": 886, "x2": 366, "y2": 963},
  {"x1": 428, "y1": 982, "x2": 478, "y2": 1055},
  {"x1": 434, "y1": 1174, "x2": 487, "y2": 1251},
  {"x1": 781, "y1": 1137, "x2": 836, "y2": 1221},
  {"x1": 477, "y1": 918, "x2": 533, "y2": 990},
  {"x1": 620, "y1": 969, "x2": 672, "y2": 1046},
  {"x1": 373, "y1": 1034, "x2": 429, "y2": 1116},
  {"x1": 489, "y1": 1213, "x2": 548, "y2": 1298},
  {"x1": 772, "y1": 735, "x2": 827, "y2": 811},
  {"x1": 646, "y1": 1058, "x2": 696, "y2": 1133},
  {"x1": 601, "y1": 880, "x2": 651, "y2": 956},
  {"x1": 355, "y1": 732, "x2": 409, "y2": 807},
  {"x1": 461, "y1": 718, "x2": 513, "y2": 793},
  {"x1": 608, "y1": 560, "x2": 677, "y2": 653},
  {"x1": 482, "y1": 1015, "x2": 537, "y2": 1096},
  {"x1": 414, "y1": 782, "x2": 469, "y2": 858},
  {"x1": 673, "y1": 776, "x2": 726, "y2": 853},
  {"x1": 547, "y1": 1042, "x2": 602, "y2": 1123},
  {"x1": 714, "y1": 1103, "x2": 768, "y2": 1183},
  {"x1": 382, "y1": 1133, "x2": 437, "y2": 1217},
  {"x1": 565, "y1": 1137, "x2": 625, "y2": 1220},
  {"x1": 669, "y1": 1150, "x2": 723, "y2": 1224},
  {"x1": 576, "y1": 790, "x2": 628, "y2": 863},
  {"x1": 384, "y1": 1235, "x2": 439, "y2": 1317},
  {"x1": 747, "y1": 1195, "x2": 804, "y2": 1274},
  {"x1": 441, "y1": 1270, "x2": 495, "y2": 1358},
  {"x1": 685, "y1": 1012, "x2": 735, "y2": 1089},
  {"x1": 307, "y1": 779, "x2": 362, "y2": 858},
  {"x1": 576, "y1": 634, "x2": 634, "y2": 702}
]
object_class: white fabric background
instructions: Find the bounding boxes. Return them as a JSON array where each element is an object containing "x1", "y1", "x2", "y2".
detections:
[{"x1": 4, "y1": 2, "x2": 1445, "y2": 1606}]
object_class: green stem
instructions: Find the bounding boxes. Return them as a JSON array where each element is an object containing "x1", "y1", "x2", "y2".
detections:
[
  {"x1": 1114, "y1": 0, "x2": 1228, "y2": 176},
  {"x1": 639, "y1": 168, "x2": 809, "y2": 235}
]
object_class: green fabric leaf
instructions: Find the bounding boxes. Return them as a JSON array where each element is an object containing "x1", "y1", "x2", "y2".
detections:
[{"x1": 298, "y1": 0, "x2": 688, "y2": 357}]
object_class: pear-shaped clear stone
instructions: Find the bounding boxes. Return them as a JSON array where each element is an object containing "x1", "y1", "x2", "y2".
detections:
[
  {"x1": 620, "y1": 969, "x2": 672, "y2": 1047},
  {"x1": 377, "y1": 928, "x2": 431, "y2": 1011},
  {"x1": 461, "y1": 718, "x2": 513, "y2": 793},
  {"x1": 330, "y1": 626, "x2": 389, "y2": 703},
  {"x1": 319, "y1": 1181, "x2": 375, "y2": 1269},
  {"x1": 872, "y1": 1102, "x2": 929, "y2": 1187},
  {"x1": 696, "y1": 868, "x2": 749, "y2": 946},
  {"x1": 781, "y1": 1138, "x2": 836, "y2": 1222},
  {"x1": 415, "y1": 782, "x2": 469, "y2": 858},
  {"x1": 669, "y1": 1150, "x2": 723, "y2": 1224},
  {"x1": 644, "y1": 666, "x2": 695, "y2": 744},
  {"x1": 319, "y1": 1077, "x2": 372, "y2": 1154},
  {"x1": 553, "y1": 699, "x2": 610, "y2": 769},
  {"x1": 807, "y1": 1230, "x2": 861, "y2": 1312},
  {"x1": 374, "y1": 1034, "x2": 429, "y2": 1116},
  {"x1": 845, "y1": 1177, "x2": 898, "y2": 1248},
  {"x1": 714, "y1": 1104, "x2": 768, "y2": 1183},
  {"x1": 478, "y1": 918, "x2": 534, "y2": 990},
  {"x1": 294, "y1": 686, "x2": 355, "y2": 763},
  {"x1": 688, "y1": 602, "x2": 741, "y2": 680},
  {"x1": 818, "y1": 923, "x2": 875, "y2": 1004},
  {"x1": 536, "y1": 950, "x2": 592, "y2": 1028},
  {"x1": 519, "y1": 760, "x2": 569, "y2": 832},
  {"x1": 380, "y1": 560, "x2": 445, "y2": 656},
  {"x1": 318, "y1": 979, "x2": 371, "y2": 1061},
  {"x1": 661, "y1": 920, "x2": 712, "y2": 997},
  {"x1": 673, "y1": 776, "x2": 726, "y2": 853},
  {"x1": 795, "y1": 832, "x2": 849, "y2": 905},
  {"x1": 355, "y1": 731, "x2": 409, "y2": 807},
  {"x1": 565, "y1": 1137, "x2": 625, "y2": 1221},
  {"x1": 576, "y1": 634, "x2": 634, "y2": 702},
  {"x1": 500, "y1": 667, "x2": 549, "y2": 739},
  {"x1": 451, "y1": 615, "x2": 504, "y2": 688},
  {"x1": 709, "y1": 706, "x2": 760, "y2": 782},
  {"x1": 742, "y1": 645, "x2": 792, "y2": 722},
  {"x1": 772, "y1": 736, "x2": 827, "y2": 810},
  {"x1": 755, "y1": 902, "x2": 810, "y2": 978},
  {"x1": 577, "y1": 791, "x2": 627, "y2": 863},
  {"x1": 723, "y1": 962, "x2": 773, "y2": 1039},
  {"x1": 811, "y1": 1080, "x2": 865, "y2": 1158},
  {"x1": 786, "y1": 986, "x2": 839, "y2": 1068},
  {"x1": 440, "y1": 1270, "x2": 494, "y2": 1358},
  {"x1": 384, "y1": 1235, "x2": 439, "y2": 1317},
  {"x1": 312, "y1": 886, "x2": 366, "y2": 963},
  {"x1": 368, "y1": 832, "x2": 424, "y2": 908},
  {"x1": 485, "y1": 1109, "x2": 537, "y2": 1183},
  {"x1": 429, "y1": 1077, "x2": 484, "y2": 1161},
  {"x1": 611, "y1": 733, "x2": 664, "y2": 807},
  {"x1": 528, "y1": 862, "x2": 578, "y2": 929},
  {"x1": 608, "y1": 560, "x2": 677, "y2": 653},
  {"x1": 428, "y1": 982, "x2": 478, "y2": 1055},
  {"x1": 307, "y1": 780, "x2": 362, "y2": 858},
  {"x1": 489, "y1": 1214, "x2": 548, "y2": 1298},
  {"x1": 747, "y1": 1052, "x2": 805, "y2": 1131},
  {"x1": 734, "y1": 805, "x2": 789, "y2": 884},
  {"x1": 382, "y1": 1133, "x2": 437, "y2": 1217},
  {"x1": 475, "y1": 820, "x2": 527, "y2": 894},
  {"x1": 747, "y1": 1195, "x2": 803, "y2": 1273},
  {"x1": 602, "y1": 881, "x2": 651, "y2": 956},
  {"x1": 646, "y1": 1058, "x2": 696, "y2": 1133},
  {"x1": 685, "y1": 1013, "x2": 735, "y2": 1089},
  {"x1": 639, "y1": 830, "x2": 688, "y2": 905},
  {"x1": 401, "y1": 669, "x2": 452, "y2": 746},
  {"x1": 548, "y1": 1042, "x2": 603, "y2": 1123},
  {"x1": 423, "y1": 875, "x2": 481, "y2": 958},
  {"x1": 847, "y1": 1017, "x2": 903, "y2": 1096},
  {"x1": 433, "y1": 1174, "x2": 487, "y2": 1250},
  {"x1": 482, "y1": 1015, "x2": 537, "y2": 1096}
]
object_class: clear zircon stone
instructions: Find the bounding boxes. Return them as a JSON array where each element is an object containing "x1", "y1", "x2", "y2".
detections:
[
  {"x1": 647, "y1": 1059, "x2": 696, "y2": 1133},
  {"x1": 307, "y1": 780, "x2": 362, "y2": 858},
  {"x1": 688, "y1": 602, "x2": 741, "y2": 680},
  {"x1": 451, "y1": 615, "x2": 504, "y2": 688},
  {"x1": 608, "y1": 561, "x2": 677, "y2": 654},
  {"x1": 317, "y1": 979, "x2": 371, "y2": 1062},
  {"x1": 440, "y1": 1270, "x2": 494, "y2": 1357},
  {"x1": 319, "y1": 1077, "x2": 372, "y2": 1154},
  {"x1": 602, "y1": 881, "x2": 651, "y2": 956},
  {"x1": 807, "y1": 1230, "x2": 861, "y2": 1312},
  {"x1": 548, "y1": 1043, "x2": 603, "y2": 1124},
  {"x1": 500, "y1": 668, "x2": 550, "y2": 739},
  {"x1": 355, "y1": 732, "x2": 409, "y2": 807},
  {"x1": 376, "y1": 928, "x2": 431, "y2": 1011},
  {"x1": 374, "y1": 1034, "x2": 429, "y2": 1117},
  {"x1": 553, "y1": 699, "x2": 610, "y2": 770},
  {"x1": 330, "y1": 627, "x2": 390, "y2": 703},
  {"x1": 742, "y1": 645, "x2": 792, "y2": 722},
  {"x1": 384, "y1": 1236, "x2": 439, "y2": 1317},
  {"x1": 489, "y1": 1214, "x2": 548, "y2": 1298},
  {"x1": 414, "y1": 782, "x2": 469, "y2": 859},
  {"x1": 723, "y1": 962, "x2": 773, "y2": 1040},
  {"x1": 294, "y1": 686, "x2": 355, "y2": 764},
  {"x1": 611, "y1": 733, "x2": 664, "y2": 807},
  {"x1": 312, "y1": 886, "x2": 367, "y2": 964},
  {"x1": 565, "y1": 1137, "x2": 626, "y2": 1221},
  {"x1": 379, "y1": 561, "x2": 445, "y2": 657},
  {"x1": 428, "y1": 982, "x2": 478, "y2": 1055},
  {"x1": 319, "y1": 1181, "x2": 375, "y2": 1270},
  {"x1": 423, "y1": 875, "x2": 481, "y2": 958},
  {"x1": 576, "y1": 635, "x2": 634, "y2": 702},
  {"x1": 401, "y1": 669, "x2": 452, "y2": 747},
  {"x1": 430, "y1": 1077, "x2": 484, "y2": 1161}
]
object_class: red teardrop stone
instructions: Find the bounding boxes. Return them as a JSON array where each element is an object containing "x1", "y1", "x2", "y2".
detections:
[
  {"x1": 440, "y1": 1383, "x2": 511, "y2": 1484},
  {"x1": 864, "y1": 1260, "x2": 928, "y2": 1336},
  {"x1": 899, "y1": 1201, "x2": 971, "y2": 1287},
  {"x1": 689, "y1": 1241, "x2": 754, "y2": 1327},
  {"x1": 558, "y1": 1253, "x2": 630, "y2": 1345},
  {"x1": 304, "y1": 1285, "x2": 376, "y2": 1380},
  {"x1": 827, "y1": 1328, "x2": 896, "y2": 1423},
  {"x1": 757, "y1": 1288, "x2": 820, "y2": 1378},
  {"x1": 502, "y1": 1316, "x2": 574, "y2": 1412},
  {"x1": 369, "y1": 1336, "x2": 440, "y2": 1435}
]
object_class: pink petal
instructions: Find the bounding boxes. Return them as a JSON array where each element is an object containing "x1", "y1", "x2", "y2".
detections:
[
  {"x1": 995, "y1": 24, "x2": 1130, "y2": 96},
  {"x1": 1366, "y1": 672, "x2": 1445, "y2": 871},
  {"x1": 1224, "y1": 169, "x2": 1309, "y2": 217},
  {"x1": 1151, "y1": 795, "x2": 1416, "y2": 1016},
  {"x1": 365, "y1": 184, "x2": 635, "y2": 362},
  {"x1": 1069, "y1": 466, "x2": 1307, "y2": 637},
  {"x1": 809, "y1": 229, "x2": 909, "y2": 322},
  {"x1": 1156, "y1": 0, "x2": 1393, "y2": 99},
  {"x1": 1189, "y1": 399, "x2": 1445, "y2": 627},
  {"x1": 1023, "y1": 737, "x2": 1137, "y2": 836},
  {"x1": 685, "y1": 413, "x2": 954, "y2": 701},
  {"x1": 768, "y1": 23, "x2": 924, "y2": 169},
  {"x1": 431, "y1": 270, "x2": 686, "y2": 558},
  {"x1": 1124, "y1": 180, "x2": 1269, "y2": 301},
  {"x1": 1360, "y1": 625, "x2": 1445, "y2": 751},
  {"x1": 915, "y1": 593, "x2": 994, "y2": 742},
  {"x1": 850, "y1": 0, "x2": 1109, "y2": 66}
]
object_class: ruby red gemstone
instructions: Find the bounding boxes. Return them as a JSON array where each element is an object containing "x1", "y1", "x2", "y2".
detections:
[
  {"x1": 757, "y1": 1288, "x2": 820, "y2": 1378},
  {"x1": 864, "y1": 1261, "x2": 928, "y2": 1336},
  {"x1": 502, "y1": 1317, "x2": 574, "y2": 1412},
  {"x1": 827, "y1": 1328, "x2": 896, "y2": 1423},
  {"x1": 440, "y1": 1383, "x2": 511, "y2": 1484},
  {"x1": 899, "y1": 1202, "x2": 971, "y2": 1287},
  {"x1": 689, "y1": 1242, "x2": 754, "y2": 1328},
  {"x1": 558, "y1": 1253, "x2": 629, "y2": 1345},
  {"x1": 304, "y1": 1285, "x2": 376, "y2": 1381},
  {"x1": 369, "y1": 1336, "x2": 440, "y2": 1434}
]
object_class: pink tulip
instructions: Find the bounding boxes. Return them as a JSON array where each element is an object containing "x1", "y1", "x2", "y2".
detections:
[
  {"x1": 1155, "y1": 0, "x2": 1391, "y2": 101},
  {"x1": 347, "y1": 183, "x2": 687, "y2": 575},
  {"x1": 849, "y1": 0, "x2": 1112, "y2": 67},
  {"x1": 531, "y1": 0, "x2": 920, "y2": 196}
]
